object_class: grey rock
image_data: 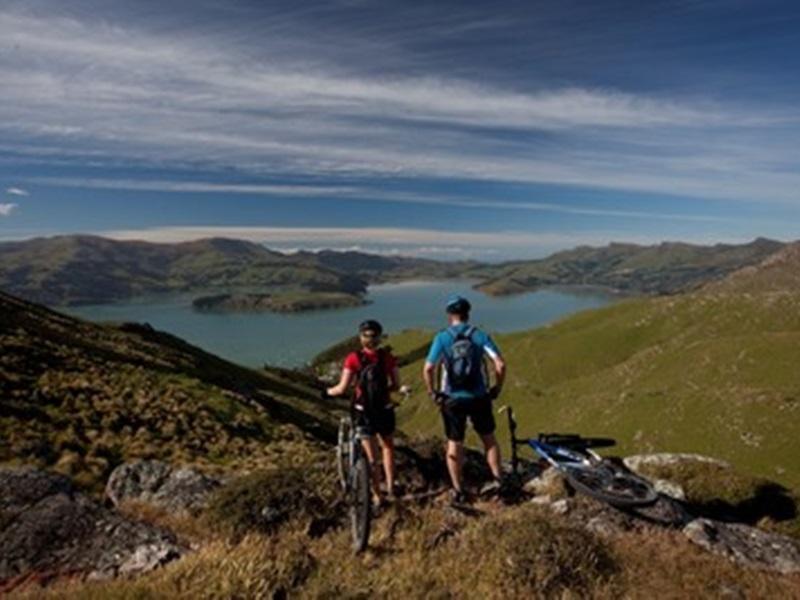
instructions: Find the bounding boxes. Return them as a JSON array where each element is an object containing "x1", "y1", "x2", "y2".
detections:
[
  {"x1": 529, "y1": 494, "x2": 553, "y2": 506},
  {"x1": 683, "y1": 518, "x2": 800, "y2": 574},
  {"x1": 624, "y1": 453, "x2": 730, "y2": 472},
  {"x1": 550, "y1": 499, "x2": 571, "y2": 515},
  {"x1": 522, "y1": 467, "x2": 566, "y2": 496},
  {"x1": 652, "y1": 478, "x2": 686, "y2": 501},
  {"x1": 630, "y1": 494, "x2": 693, "y2": 527},
  {"x1": 106, "y1": 461, "x2": 221, "y2": 515},
  {"x1": 0, "y1": 466, "x2": 185, "y2": 587}
]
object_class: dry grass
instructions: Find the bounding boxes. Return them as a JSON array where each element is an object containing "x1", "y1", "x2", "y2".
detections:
[{"x1": 12, "y1": 497, "x2": 800, "y2": 599}]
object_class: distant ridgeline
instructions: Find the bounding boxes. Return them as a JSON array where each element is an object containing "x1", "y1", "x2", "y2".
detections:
[{"x1": 0, "y1": 234, "x2": 787, "y2": 307}]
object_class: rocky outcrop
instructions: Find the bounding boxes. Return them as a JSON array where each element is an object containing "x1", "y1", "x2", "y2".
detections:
[
  {"x1": 684, "y1": 518, "x2": 800, "y2": 574},
  {"x1": 106, "y1": 461, "x2": 222, "y2": 515},
  {"x1": 0, "y1": 467, "x2": 184, "y2": 589},
  {"x1": 623, "y1": 453, "x2": 730, "y2": 472}
]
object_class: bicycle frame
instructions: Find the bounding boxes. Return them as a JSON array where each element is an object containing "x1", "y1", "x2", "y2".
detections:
[{"x1": 501, "y1": 406, "x2": 605, "y2": 474}]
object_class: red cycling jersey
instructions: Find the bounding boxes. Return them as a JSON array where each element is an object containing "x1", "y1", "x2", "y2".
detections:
[{"x1": 343, "y1": 348, "x2": 397, "y2": 404}]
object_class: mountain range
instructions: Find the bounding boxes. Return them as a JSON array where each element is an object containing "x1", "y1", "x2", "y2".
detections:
[{"x1": 0, "y1": 234, "x2": 788, "y2": 307}]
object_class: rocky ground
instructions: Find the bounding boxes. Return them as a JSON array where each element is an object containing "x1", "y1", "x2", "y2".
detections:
[{"x1": 3, "y1": 445, "x2": 800, "y2": 598}]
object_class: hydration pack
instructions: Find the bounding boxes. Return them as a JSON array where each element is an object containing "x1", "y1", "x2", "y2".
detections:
[
  {"x1": 356, "y1": 350, "x2": 389, "y2": 410},
  {"x1": 443, "y1": 326, "x2": 483, "y2": 393}
]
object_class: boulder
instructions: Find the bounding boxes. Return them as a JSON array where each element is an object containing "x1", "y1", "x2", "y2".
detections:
[
  {"x1": 522, "y1": 467, "x2": 569, "y2": 498},
  {"x1": 106, "y1": 460, "x2": 222, "y2": 514},
  {"x1": 624, "y1": 453, "x2": 730, "y2": 472},
  {"x1": 683, "y1": 518, "x2": 800, "y2": 574},
  {"x1": 651, "y1": 478, "x2": 686, "y2": 501},
  {"x1": 0, "y1": 467, "x2": 184, "y2": 588}
]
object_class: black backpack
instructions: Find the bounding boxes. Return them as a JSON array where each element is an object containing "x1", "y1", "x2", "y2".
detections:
[
  {"x1": 443, "y1": 326, "x2": 483, "y2": 393},
  {"x1": 356, "y1": 350, "x2": 389, "y2": 410}
]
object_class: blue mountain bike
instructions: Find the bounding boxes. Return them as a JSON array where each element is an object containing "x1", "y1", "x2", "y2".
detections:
[{"x1": 500, "y1": 406, "x2": 658, "y2": 508}]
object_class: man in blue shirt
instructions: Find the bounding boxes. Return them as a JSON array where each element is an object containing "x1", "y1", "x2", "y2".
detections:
[{"x1": 423, "y1": 295, "x2": 506, "y2": 504}]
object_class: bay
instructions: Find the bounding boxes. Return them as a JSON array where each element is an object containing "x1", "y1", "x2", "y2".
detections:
[{"x1": 65, "y1": 281, "x2": 617, "y2": 368}]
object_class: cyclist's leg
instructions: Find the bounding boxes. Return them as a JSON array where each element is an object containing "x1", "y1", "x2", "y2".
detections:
[
  {"x1": 355, "y1": 408, "x2": 383, "y2": 503},
  {"x1": 441, "y1": 403, "x2": 467, "y2": 492},
  {"x1": 376, "y1": 433, "x2": 395, "y2": 495},
  {"x1": 371, "y1": 404, "x2": 396, "y2": 495},
  {"x1": 360, "y1": 435, "x2": 383, "y2": 503},
  {"x1": 470, "y1": 398, "x2": 502, "y2": 479}
]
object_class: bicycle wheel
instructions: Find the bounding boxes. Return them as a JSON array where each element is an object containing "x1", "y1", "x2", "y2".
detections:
[
  {"x1": 349, "y1": 454, "x2": 371, "y2": 553},
  {"x1": 562, "y1": 459, "x2": 658, "y2": 508},
  {"x1": 336, "y1": 419, "x2": 350, "y2": 492}
]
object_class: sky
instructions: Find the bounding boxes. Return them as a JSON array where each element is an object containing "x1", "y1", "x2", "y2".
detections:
[{"x1": 0, "y1": 0, "x2": 799, "y2": 260}]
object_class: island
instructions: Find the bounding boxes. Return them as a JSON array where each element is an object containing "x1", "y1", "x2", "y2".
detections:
[{"x1": 192, "y1": 291, "x2": 369, "y2": 314}]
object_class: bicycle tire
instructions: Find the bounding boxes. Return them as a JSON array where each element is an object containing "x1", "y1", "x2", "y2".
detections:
[
  {"x1": 562, "y1": 460, "x2": 659, "y2": 508},
  {"x1": 336, "y1": 419, "x2": 350, "y2": 492},
  {"x1": 350, "y1": 455, "x2": 371, "y2": 553}
]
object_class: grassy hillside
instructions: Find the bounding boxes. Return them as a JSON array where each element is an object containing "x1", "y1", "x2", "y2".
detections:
[
  {"x1": 395, "y1": 288, "x2": 800, "y2": 488},
  {"x1": 0, "y1": 290, "x2": 341, "y2": 492},
  {"x1": 306, "y1": 249, "x2": 484, "y2": 282},
  {"x1": 474, "y1": 237, "x2": 784, "y2": 296},
  {"x1": 705, "y1": 242, "x2": 800, "y2": 294},
  {"x1": 0, "y1": 235, "x2": 366, "y2": 306}
]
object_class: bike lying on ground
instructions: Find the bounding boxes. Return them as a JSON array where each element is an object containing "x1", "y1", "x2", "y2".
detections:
[
  {"x1": 336, "y1": 416, "x2": 371, "y2": 553},
  {"x1": 499, "y1": 406, "x2": 658, "y2": 508}
]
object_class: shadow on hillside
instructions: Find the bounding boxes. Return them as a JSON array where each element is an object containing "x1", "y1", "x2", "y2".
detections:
[
  {"x1": 686, "y1": 482, "x2": 797, "y2": 525},
  {"x1": 118, "y1": 323, "x2": 340, "y2": 443}
]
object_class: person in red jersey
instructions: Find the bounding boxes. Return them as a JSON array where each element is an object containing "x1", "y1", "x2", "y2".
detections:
[{"x1": 326, "y1": 320, "x2": 400, "y2": 505}]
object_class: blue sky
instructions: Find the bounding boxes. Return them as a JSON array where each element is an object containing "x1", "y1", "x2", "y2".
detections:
[{"x1": 1, "y1": 0, "x2": 799, "y2": 259}]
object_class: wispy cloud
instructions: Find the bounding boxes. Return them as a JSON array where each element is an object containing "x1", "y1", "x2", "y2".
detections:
[
  {"x1": 1, "y1": 9, "x2": 798, "y2": 206},
  {"x1": 99, "y1": 225, "x2": 754, "y2": 259},
  {"x1": 0, "y1": 203, "x2": 18, "y2": 216},
  {"x1": 5, "y1": 187, "x2": 29, "y2": 197},
  {"x1": 32, "y1": 176, "x2": 734, "y2": 223},
  {"x1": 29, "y1": 177, "x2": 357, "y2": 197}
]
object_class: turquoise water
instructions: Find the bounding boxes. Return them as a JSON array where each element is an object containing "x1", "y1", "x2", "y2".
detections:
[{"x1": 65, "y1": 281, "x2": 617, "y2": 368}]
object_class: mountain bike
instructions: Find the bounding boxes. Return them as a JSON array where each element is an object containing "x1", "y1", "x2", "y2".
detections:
[
  {"x1": 499, "y1": 406, "x2": 658, "y2": 508},
  {"x1": 336, "y1": 416, "x2": 371, "y2": 552}
]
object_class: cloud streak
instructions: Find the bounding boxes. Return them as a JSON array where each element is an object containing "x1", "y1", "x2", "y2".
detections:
[
  {"x1": 1, "y1": 8, "x2": 799, "y2": 207},
  {"x1": 5, "y1": 187, "x2": 29, "y2": 196},
  {"x1": 0, "y1": 203, "x2": 18, "y2": 216},
  {"x1": 32, "y1": 176, "x2": 734, "y2": 224},
  {"x1": 99, "y1": 225, "x2": 755, "y2": 259}
]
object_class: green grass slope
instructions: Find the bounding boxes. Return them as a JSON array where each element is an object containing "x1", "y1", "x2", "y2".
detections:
[
  {"x1": 474, "y1": 237, "x2": 784, "y2": 296},
  {"x1": 396, "y1": 289, "x2": 800, "y2": 488},
  {"x1": 0, "y1": 235, "x2": 366, "y2": 305},
  {"x1": 0, "y1": 290, "x2": 341, "y2": 492}
]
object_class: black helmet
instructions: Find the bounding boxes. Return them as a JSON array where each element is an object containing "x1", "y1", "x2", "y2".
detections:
[
  {"x1": 358, "y1": 319, "x2": 383, "y2": 336},
  {"x1": 445, "y1": 295, "x2": 471, "y2": 315}
]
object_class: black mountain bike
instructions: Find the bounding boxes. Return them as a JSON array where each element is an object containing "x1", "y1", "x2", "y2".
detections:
[
  {"x1": 336, "y1": 416, "x2": 371, "y2": 553},
  {"x1": 500, "y1": 406, "x2": 658, "y2": 508}
]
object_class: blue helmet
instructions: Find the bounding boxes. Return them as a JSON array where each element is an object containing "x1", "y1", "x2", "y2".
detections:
[{"x1": 445, "y1": 295, "x2": 471, "y2": 315}]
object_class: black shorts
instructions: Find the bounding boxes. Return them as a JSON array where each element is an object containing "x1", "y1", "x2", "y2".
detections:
[
  {"x1": 352, "y1": 405, "x2": 396, "y2": 437},
  {"x1": 441, "y1": 396, "x2": 495, "y2": 442}
]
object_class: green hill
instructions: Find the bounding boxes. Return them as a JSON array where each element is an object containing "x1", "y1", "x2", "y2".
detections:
[
  {"x1": 473, "y1": 237, "x2": 784, "y2": 296},
  {"x1": 395, "y1": 252, "x2": 800, "y2": 488},
  {"x1": 0, "y1": 289, "x2": 340, "y2": 491},
  {"x1": 0, "y1": 235, "x2": 366, "y2": 306}
]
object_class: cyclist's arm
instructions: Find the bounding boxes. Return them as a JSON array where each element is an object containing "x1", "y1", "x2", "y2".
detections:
[
  {"x1": 484, "y1": 337, "x2": 506, "y2": 392},
  {"x1": 327, "y1": 368, "x2": 355, "y2": 397},
  {"x1": 422, "y1": 335, "x2": 443, "y2": 397},
  {"x1": 389, "y1": 366, "x2": 401, "y2": 393}
]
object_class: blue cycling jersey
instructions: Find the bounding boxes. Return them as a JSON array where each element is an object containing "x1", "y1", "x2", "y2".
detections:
[{"x1": 425, "y1": 323, "x2": 501, "y2": 400}]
